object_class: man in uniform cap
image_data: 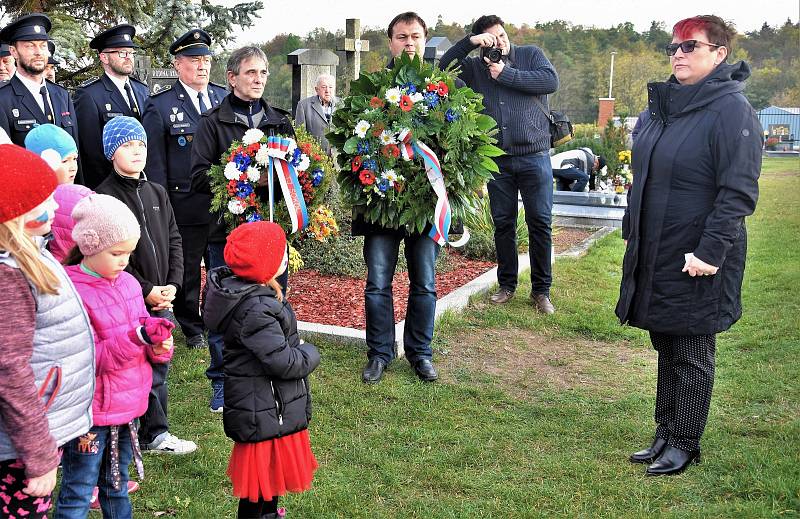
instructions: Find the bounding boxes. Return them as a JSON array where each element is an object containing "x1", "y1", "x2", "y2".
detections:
[
  {"x1": 0, "y1": 43, "x2": 15, "y2": 81},
  {"x1": 44, "y1": 39, "x2": 58, "y2": 83},
  {"x1": 73, "y1": 24, "x2": 149, "y2": 188},
  {"x1": 141, "y1": 28, "x2": 227, "y2": 416},
  {"x1": 0, "y1": 14, "x2": 80, "y2": 183}
]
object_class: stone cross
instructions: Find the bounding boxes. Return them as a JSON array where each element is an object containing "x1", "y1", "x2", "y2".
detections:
[
  {"x1": 337, "y1": 18, "x2": 370, "y2": 95},
  {"x1": 287, "y1": 49, "x2": 339, "y2": 116}
]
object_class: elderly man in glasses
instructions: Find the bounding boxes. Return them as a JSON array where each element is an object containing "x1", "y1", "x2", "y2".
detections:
[
  {"x1": 294, "y1": 73, "x2": 337, "y2": 154},
  {"x1": 74, "y1": 24, "x2": 150, "y2": 188}
]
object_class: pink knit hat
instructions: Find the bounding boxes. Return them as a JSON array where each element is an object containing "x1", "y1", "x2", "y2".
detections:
[{"x1": 71, "y1": 194, "x2": 141, "y2": 256}]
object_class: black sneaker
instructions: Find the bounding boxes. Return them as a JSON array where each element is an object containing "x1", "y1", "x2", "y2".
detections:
[{"x1": 186, "y1": 334, "x2": 207, "y2": 350}]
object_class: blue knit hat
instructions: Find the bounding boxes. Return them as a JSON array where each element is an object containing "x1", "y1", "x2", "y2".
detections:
[
  {"x1": 24, "y1": 124, "x2": 78, "y2": 170},
  {"x1": 102, "y1": 116, "x2": 147, "y2": 160}
]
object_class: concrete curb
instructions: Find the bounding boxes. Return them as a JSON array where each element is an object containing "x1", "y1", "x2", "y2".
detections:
[{"x1": 298, "y1": 227, "x2": 615, "y2": 356}]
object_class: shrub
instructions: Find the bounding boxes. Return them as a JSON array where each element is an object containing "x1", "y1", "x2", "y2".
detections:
[{"x1": 461, "y1": 196, "x2": 528, "y2": 261}]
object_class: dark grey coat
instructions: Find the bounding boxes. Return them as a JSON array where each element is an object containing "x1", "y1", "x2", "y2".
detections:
[{"x1": 616, "y1": 62, "x2": 762, "y2": 335}]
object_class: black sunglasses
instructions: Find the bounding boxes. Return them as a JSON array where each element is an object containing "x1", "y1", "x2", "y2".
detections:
[{"x1": 664, "y1": 39, "x2": 721, "y2": 56}]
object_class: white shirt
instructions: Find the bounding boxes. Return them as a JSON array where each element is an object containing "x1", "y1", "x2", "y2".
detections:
[
  {"x1": 105, "y1": 73, "x2": 136, "y2": 110},
  {"x1": 15, "y1": 72, "x2": 51, "y2": 116},
  {"x1": 180, "y1": 80, "x2": 210, "y2": 115}
]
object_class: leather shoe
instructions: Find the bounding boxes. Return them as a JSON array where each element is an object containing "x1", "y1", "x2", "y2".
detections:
[
  {"x1": 531, "y1": 294, "x2": 555, "y2": 314},
  {"x1": 490, "y1": 288, "x2": 514, "y2": 304},
  {"x1": 646, "y1": 445, "x2": 701, "y2": 476},
  {"x1": 629, "y1": 436, "x2": 667, "y2": 464},
  {"x1": 186, "y1": 334, "x2": 207, "y2": 350},
  {"x1": 362, "y1": 358, "x2": 386, "y2": 384},
  {"x1": 413, "y1": 359, "x2": 438, "y2": 382}
]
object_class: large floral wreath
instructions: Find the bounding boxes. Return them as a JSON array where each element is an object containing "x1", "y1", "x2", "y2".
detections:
[
  {"x1": 208, "y1": 124, "x2": 338, "y2": 242},
  {"x1": 328, "y1": 53, "x2": 503, "y2": 243}
]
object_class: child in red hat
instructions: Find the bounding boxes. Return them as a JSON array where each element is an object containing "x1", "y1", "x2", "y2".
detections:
[
  {"x1": 203, "y1": 221, "x2": 321, "y2": 519},
  {"x1": 0, "y1": 145, "x2": 95, "y2": 519}
]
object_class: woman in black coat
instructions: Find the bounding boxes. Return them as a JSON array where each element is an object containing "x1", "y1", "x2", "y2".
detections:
[{"x1": 616, "y1": 15, "x2": 762, "y2": 476}]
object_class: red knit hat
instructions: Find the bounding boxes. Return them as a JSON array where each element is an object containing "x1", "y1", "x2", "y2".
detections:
[
  {"x1": 224, "y1": 221, "x2": 287, "y2": 283},
  {"x1": 0, "y1": 144, "x2": 58, "y2": 224}
]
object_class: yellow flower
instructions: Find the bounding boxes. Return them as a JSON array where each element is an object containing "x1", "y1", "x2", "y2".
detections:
[{"x1": 288, "y1": 244, "x2": 304, "y2": 273}]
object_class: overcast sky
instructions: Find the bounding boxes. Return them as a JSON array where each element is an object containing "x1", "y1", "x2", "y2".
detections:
[{"x1": 223, "y1": 0, "x2": 798, "y2": 45}]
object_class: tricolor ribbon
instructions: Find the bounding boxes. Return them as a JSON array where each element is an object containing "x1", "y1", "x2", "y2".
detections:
[
  {"x1": 265, "y1": 136, "x2": 308, "y2": 233},
  {"x1": 402, "y1": 130, "x2": 470, "y2": 247}
]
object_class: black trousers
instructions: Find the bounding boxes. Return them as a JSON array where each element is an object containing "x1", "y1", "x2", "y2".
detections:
[
  {"x1": 237, "y1": 496, "x2": 278, "y2": 518},
  {"x1": 138, "y1": 308, "x2": 173, "y2": 445},
  {"x1": 650, "y1": 332, "x2": 716, "y2": 452},
  {"x1": 174, "y1": 223, "x2": 210, "y2": 338}
]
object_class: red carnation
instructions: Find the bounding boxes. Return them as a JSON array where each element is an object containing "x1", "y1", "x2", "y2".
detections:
[
  {"x1": 300, "y1": 142, "x2": 312, "y2": 154},
  {"x1": 359, "y1": 169, "x2": 376, "y2": 185},
  {"x1": 426, "y1": 83, "x2": 438, "y2": 92},
  {"x1": 351, "y1": 156, "x2": 363, "y2": 172},
  {"x1": 382, "y1": 144, "x2": 400, "y2": 158},
  {"x1": 247, "y1": 143, "x2": 260, "y2": 154},
  {"x1": 437, "y1": 81, "x2": 449, "y2": 96},
  {"x1": 370, "y1": 96, "x2": 385, "y2": 108},
  {"x1": 399, "y1": 95, "x2": 414, "y2": 112},
  {"x1": 313, "y1": 153, "x2": 321, "y2": 161}
]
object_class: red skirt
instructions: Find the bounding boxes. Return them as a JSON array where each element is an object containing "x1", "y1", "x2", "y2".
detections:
[{"x1": 227, "y1": 429, "x2": 318, "y2": 502}]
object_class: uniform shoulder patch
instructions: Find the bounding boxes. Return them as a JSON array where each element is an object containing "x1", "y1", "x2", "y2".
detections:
[
  {"x1": 152, "y1": 84, "x2": 173, "y2": 96},
  {"x1": 79, "y1": 76, "x2": 100, "y2": 88}
]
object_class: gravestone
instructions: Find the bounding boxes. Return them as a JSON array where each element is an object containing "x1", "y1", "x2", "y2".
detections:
[
  {"x1": 549, "y1": 190, "x2": 627, "y2": 228},
  {"x1": 133, "y1": 55, "x2": 179, "y2": 94},
  {"x1": 287, "y1": 49, "x2": 339, "y2": 116},
  {"x1": 424, "y1": 37, "x2": 452, "y2": 65},
  {"x1": 337, "y1": 18, "x2": 370, "y2": 95}
]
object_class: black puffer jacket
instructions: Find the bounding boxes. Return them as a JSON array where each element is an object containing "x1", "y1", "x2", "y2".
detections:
[
  {"x1": 616, "y1": 62, "x2": 762, "y2": 335},
  {"x1": 203, "y1": 266, "x2": 320, "y2": 443}
]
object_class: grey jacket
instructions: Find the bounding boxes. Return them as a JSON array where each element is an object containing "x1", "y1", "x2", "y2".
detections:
[
  {"x1": 0, "y1": 239, "x2": 95, "y2": 463},
  {"x1": 294, "y1": 95, "x2": 338, "y2": 153}
]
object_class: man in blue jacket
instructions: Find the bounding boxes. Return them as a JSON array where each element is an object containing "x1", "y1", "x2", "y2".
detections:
[
  {"x1": 142, "y1": 29, "x2": 227, "y2": 354},
  {"x1": 440, "y1": 15, "x2": 559, "y2": 313}
]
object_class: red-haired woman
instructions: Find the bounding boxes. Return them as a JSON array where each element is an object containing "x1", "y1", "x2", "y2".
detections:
[{"x1": 616, "y1": 15, "x2": 762, "y2": 476}]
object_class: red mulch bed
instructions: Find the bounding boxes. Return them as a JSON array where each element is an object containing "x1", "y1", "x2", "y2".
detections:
[{"x1": 287, "y1": 253, "x2": 495, "y2": 330}]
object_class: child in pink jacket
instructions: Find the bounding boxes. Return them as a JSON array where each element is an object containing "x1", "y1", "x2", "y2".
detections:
[{"x1": 55, "y1": 194, "x2": 175, "y2": 519}]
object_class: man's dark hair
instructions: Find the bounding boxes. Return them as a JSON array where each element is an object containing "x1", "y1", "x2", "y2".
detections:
[
  {"x1": 387, "y1": 12, "x2": 428, "y2": 38},
  {"x1": 596, "y1": 155, "x2": 607, "y2": 171},
  {"x1": 472, "y1": 15, "x2": 504, "y2": 36}
]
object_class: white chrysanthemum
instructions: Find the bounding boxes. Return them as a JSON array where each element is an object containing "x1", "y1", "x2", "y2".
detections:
[
  {"x1": 246, "y1": 166, "x2": 261, "y2": 183},
  {"x1": 379, "y1": 131, "x2": 396, "y2": 145},
  {"x1": 296, "y1": 155, "x2": 310, "y2": 172},
  {"x1": 241, "y1": 128, "x2": 264, "y2": 146},
  {"x1": 227, "y1": 199, "x2": 246, "y2": 214},
  {"x1": 255, "y1": 145, "x2": 271, "y2": 166},
  {"x1": 385, "y1": 87, "x2": 402, "y2": 105},
  {"x1": 382, "y1": 169, "x2": 403, "y2": 186},
  {"x1": 224, "y1": 162, "x2": 240, "y2": 180},
  {"x1": 410, "y1": 92, "x2": 424, "y2": 104},
  {"x1": 355, "y1": 120, "x2": 371, "y2": 138}
]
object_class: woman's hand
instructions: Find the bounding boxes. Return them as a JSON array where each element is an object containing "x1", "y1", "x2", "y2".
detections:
[
  {"x1": 682, "y1": 253, "x2": 719, "y2": 277},
  {"x1": 23, "y1": 467, "x2": 57, "y2": 497}
]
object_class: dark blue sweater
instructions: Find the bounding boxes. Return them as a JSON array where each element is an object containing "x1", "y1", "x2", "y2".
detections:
[{"x1": 440, "y1": 36, "x2": 559, "y2": 156}]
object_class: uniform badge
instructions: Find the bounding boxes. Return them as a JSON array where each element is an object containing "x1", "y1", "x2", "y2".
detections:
[
  {"x1": 187, "y1": 135, "x2": 193, "y2": 143},
  {"x1": 193, "y1": 32, "x2": 200, "y2": 40},
  {"x1": 12, "y1": 109, "x2": 19, "y2": 117},
  {"x1": 178, "y1": 136, "x2": 187, "y2": 147},
  {"x1": 177, "y1": 112, "x2": 184, "y2": 122},
  {"x1": 124, "y1": 34, "x2": 130, "y2": 41},
  {"x1": 170, "y1": 114, "x2": 175, "y2": 122},
  {"x1": 105, "y1": 103, "x2": 112, "y2": 111},
  {"x1": 33, "y1": 26, "x2": 42, "y2": 34}
]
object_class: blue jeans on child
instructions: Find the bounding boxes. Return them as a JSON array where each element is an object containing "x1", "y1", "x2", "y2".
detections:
[{"x1": 55, "y1": 425, "x2": 134, "y2": 519}]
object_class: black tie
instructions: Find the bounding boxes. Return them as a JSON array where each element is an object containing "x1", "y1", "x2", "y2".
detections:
[
  {"x1": 124, "y1": 82, "x2": 139, "y2": 117},
  {"x1": 40, "y1": 85, "x2": 53, "y2": 122},
  {"x1": 197, "y1": 91, "x2": 208, "y2": 114}
]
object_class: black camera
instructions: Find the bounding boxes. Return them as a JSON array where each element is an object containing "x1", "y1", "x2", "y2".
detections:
[{"x1": 480, "y1": 46, "x2": 503, "y2": 64}]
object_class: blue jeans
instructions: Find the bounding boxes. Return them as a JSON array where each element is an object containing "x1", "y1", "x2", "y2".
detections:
[
  {"x1": 364, "y1": 233, "x2": 440, "y2": 364},
  {"x1": 489, "y1": 151, "x2": 553, "y2": 295},
  {"x1": 553, "y1": 166, "x2": 589, "y2": 192},
  {"x1": 55, "y1": 425, "x2": 134, "y2": 519}
]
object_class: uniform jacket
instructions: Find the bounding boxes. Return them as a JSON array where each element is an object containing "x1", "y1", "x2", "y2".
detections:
[
  {"x1": 616, "y1": 62, "x2": 762, "y2": 335},
  {"x1": 74, "y1": 74, "x2": 149, "y2": 188},
  {"x1": 294, "y1": 94, "x2": 338, "y2": 153},
  {"x1": 95, "y1": 172, "x2": 184, "y2": 299},
  {"x1": 0, "y1": 75, "x2": 81, "y2": 182},
  {"x1": 203, "y1": 267, "x2": 320, "y2": 443},
  {"x1": 0, "y1": 242, "x2": 95, "y2": 477},
  {"x1": 142, "y1": 80, "x2": 227, "y2": 226},
  {"x1": 65, "y1": 266, "x2": 172, "y2": 426},
  {"x1": 189, "y1": 94, "x2": 294, "y2": 241}
]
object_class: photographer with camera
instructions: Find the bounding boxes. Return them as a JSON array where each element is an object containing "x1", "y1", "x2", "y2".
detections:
[{"x1": 440, "y1": 15, "x2": 559, "y2": 313}]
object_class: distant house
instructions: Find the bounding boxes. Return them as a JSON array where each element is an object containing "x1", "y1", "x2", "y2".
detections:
[{"x1": 757, "y1": 106, "x2": 799, "y2": 150}]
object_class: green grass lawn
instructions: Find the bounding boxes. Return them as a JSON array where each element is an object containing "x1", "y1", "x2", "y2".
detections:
[{"x1": 133, "y1": 158, "x2": 799, "y2": 518}]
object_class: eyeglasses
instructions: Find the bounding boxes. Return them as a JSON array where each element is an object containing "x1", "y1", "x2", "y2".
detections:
[
  {"x1": 103, "y1": 50, "x2": 137, "y2": 59},
  {"x1": 664, "y1": 40, "x2": 721, "y2": 56}
]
